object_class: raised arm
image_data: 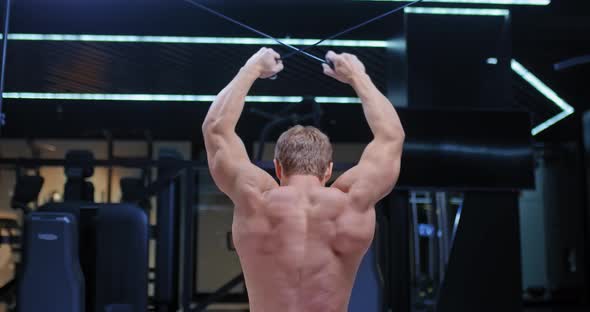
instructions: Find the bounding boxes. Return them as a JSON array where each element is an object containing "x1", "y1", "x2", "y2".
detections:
[
  {"x1": 202, "y1": 48, "x2": 283, "y2": 206},
  {"x1": 325, "y1": 51, "x2": 405, "y2": 209}
]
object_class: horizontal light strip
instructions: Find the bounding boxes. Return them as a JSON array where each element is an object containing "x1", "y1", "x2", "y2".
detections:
[
  {"x1": 366, "y1": 0, "x2": 549, "y2": 5},
  {"x1": 2, "y1": 93, "x2": 362, "y2": 104},
  {"x1": 510, "y1": 60, "x2": 575, "y2": 136},
  {"x1": 315, "y1": 97, "x2": 362, "y2": 104},
  {"x1": 1, "y1": 33, "x2": 388, "y2": 48},
  {"x1": 2, "y1": 93, "x2": 299, "y2": 103},
  {"x1": 405, "y1": 7, "x2": 510, "y2": 15}
]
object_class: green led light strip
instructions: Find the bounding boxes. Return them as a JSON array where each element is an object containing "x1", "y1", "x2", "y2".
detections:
[
  {"x1": 2, "y1": 93, "x2": 361, "y2": 104},
  {"x1": 0, "y1": 33, "x2": 389, "y2": 48},
  {"x1": 404, "y1": 7, "x2": 510, "y2": 15},
  {"x1": 365, "y1": 0, "x2": 549, "y2": 5}
]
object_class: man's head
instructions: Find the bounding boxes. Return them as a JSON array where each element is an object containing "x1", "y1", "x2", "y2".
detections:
[{"x1": 274, "y1": 125, "x2": 333, "y2": 185}]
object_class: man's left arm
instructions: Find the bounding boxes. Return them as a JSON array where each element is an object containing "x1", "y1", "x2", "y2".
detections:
[{"x1": 202, "y1": 48, "x2": 283, "y2": 206}]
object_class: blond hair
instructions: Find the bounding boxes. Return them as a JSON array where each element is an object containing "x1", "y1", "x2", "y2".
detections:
[{"x1": 274, "y1": 125, "x2": 333, "y2": 179}]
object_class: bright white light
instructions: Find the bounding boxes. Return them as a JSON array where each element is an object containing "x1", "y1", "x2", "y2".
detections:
[
  {"x1": 2, "y1": 92, "x2": 361, "y2": 105},
  {"x1": 405, "y1": 7, "x2": 510, "y2": 15},
  {"x1": 1, "y1": 93, "x2": 302, "y2": 103},
  {"x1": 246, "y1": 96, "x2": 303, "y2": 103},
  {"x1": 511, "y1": 60, "x2": 575, "y2": 136},
  {"x1": 2, "y1": 93, "x2": 216, "y2": 102},
  {"x1": 315, "y1": 97, "x2": 361, "y2": 104},
  {"x1": 487, "y1": 57, "x2": 498, "y2": 64},
  {"x1": 1, "y1": 33, "x2": 388, "y2": 48},
  {"x1": 367, "y1": 0, "x2": 549, "y2": 5}
]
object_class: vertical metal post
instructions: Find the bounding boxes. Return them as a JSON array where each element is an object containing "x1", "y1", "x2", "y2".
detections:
[
  {"x1": 450, "y1": 198, "x2": 464, "y2": 251},
  {"x1": 191, "y1": 169, "x2": 200, "y2": 307},
  {"x1": 106, "y1": 131, "x2": 113, "y2": 203},
  {"x1": 436, "y1": 192, "x2": 449, "y2": 285},
  {"x1": 426, "y1": 192, "x2": 436, "y2": 281},
  {"x1": 155, "y1": 163, "x2": 180, "y2": 311},
  {"x1": 583, "y1": 112, "x2": 590, "y2": 295},
  {"x1": 144, "y1": 131, "x2": 153, "y2": 186},
  {"x1": 410, "y1": 191, "x2": 421, "y2": 283},
  {"x1": 0, "y1": 0, "x2": 12, "y2": 129},
  {"x1": 180, "y1": 167, "x2": 195, "y2": 311},
  {"x1": 389, "y1": 191, "x2": 412, "y2": 312}
]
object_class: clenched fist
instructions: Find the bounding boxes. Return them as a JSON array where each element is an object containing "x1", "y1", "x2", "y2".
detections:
[
  {"x1": 322, "y1": 51, "x2": 367, "y2": 85},
  {"x1": 244, "y1": 47, "x2": 284, "y2": 79}
]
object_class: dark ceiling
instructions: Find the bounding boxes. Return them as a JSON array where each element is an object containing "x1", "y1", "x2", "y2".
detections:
[{"x1": 0, "y1": 0, "x2": 588, "y2": 142}]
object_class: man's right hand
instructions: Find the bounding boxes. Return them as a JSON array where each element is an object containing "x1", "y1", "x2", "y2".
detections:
[
  {"x1": 322, "y1": 51, "x2": 367, "y2": 85},
  {"x1": 244, "y1": 47, "x2": 284, "y2": 79}
]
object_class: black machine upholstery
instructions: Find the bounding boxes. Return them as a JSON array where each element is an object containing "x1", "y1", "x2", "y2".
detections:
[
  {"x1": 95, "y1": 204, "x2": 149, "y2": 312},
  {"x1": 39, "y1": 203, "x2": 149, "y2": 312},
  {"x1": 12, "y1": 175, "x2": 44, "y2": 206},
  {"x1": 64, "y1": 150, "x2": 95, "y2": 202},
  {"x1": 120, "y1": 177, "x2": 150, "y2": 210},
  {"x1": 18, "y1": 212, "x2": 84, "y2": 312},
  {"x1": 40, "y1": 203, "x2": 96, "y2": 312}
]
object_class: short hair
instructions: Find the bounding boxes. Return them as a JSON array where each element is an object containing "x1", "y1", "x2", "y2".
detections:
[{"x1": 274, "y1": 125, "x2": 333, "y2": 179}]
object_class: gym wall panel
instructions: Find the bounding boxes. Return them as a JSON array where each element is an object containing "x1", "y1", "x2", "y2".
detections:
[
  {"x1": 406, "y1": 12, "x2": 512, "y2": 110},
  {"x1": 540, "y1": 144, "x2": 587, "y2": 296}
]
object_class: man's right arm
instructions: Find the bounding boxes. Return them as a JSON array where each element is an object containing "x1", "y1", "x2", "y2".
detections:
[{"x1": 326, "y1": 51, "x2": 405, "y2": 209}]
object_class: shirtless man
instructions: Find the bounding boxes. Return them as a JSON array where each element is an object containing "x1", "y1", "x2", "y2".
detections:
[{"x1": 202, "y1": 47, "x2": 405, "y2": 312}]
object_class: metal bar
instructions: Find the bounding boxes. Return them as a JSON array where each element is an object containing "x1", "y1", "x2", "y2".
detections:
[
  {"x1": 106, "y1": 131, "x2": 113, "y2": 203},
  {"x1": 435, "y1": 192, "x2": 449, "y2": 285},
  {"x1": 451, "y1": 199, "x2": 464, "y2": 246},
  {"x1": 426, "y1": 193, "x2": 436, "y2": 281},
  {"x1": 191, "y1": 169, "x2": 200, "y2": 310},
  {"x1": 0, "y1": 0, "x2": 10, "y2": 129},
  {"x1": 0, "y1": 157, "x2": 205, "y2": 168},
  {"x1": 0, "y1": 157, "x2": 356, "y2": 172},
  {"x1": 409, "y1": 197, "x2": 432, "y2": 205},
  {"x1": 0, "y1": 157, "x2": 525, "y2": 192},
  {"x1": 155, "y1": 158, "x2": 181, "y2": 311},
  {"x1": 192, "y1": 274, "x2": 245, "y2": 312},
  {"x1": 554, "y1": 54, "x2": 590, "y2": 71},
  {"x1": 389, "y1": 191, "x2": 412, "y2": 312},
  {"x1": 138, "y1": 168, "x2": 185, "y2": 203},
  {"x1": 410, "y1": 191, "x2": 421, "y2": 284},
  {"x1": 180, "y1": 167, "x2": 195, "y2": 310},
  {"x1": 145, "y1": 131, "x2": 154, "y2": 188}
]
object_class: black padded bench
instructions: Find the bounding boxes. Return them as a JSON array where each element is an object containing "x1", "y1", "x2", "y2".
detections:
[
  {"x1": 37, "y1": 203, "x2": 149, "y2": 312},
  {"x1": 18, "y1": 212, "x2": 84, "y2": 312}
]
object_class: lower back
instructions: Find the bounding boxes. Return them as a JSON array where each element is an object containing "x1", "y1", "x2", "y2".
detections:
[{"x1": 238, "y1": 247, "x2": 352, "y2": 312}]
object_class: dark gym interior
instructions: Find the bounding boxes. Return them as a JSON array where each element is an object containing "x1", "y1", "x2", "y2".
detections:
[{"x1": 0, "y1": 0, "x2": 589, "y2": 311}]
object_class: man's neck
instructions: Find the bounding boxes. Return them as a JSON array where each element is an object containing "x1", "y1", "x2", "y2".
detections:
[{"x1": 281, "y1": 175, "x2": 324, "y2": 188}]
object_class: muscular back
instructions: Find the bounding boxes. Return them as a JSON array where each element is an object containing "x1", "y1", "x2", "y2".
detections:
[
  {"x1": 233, "y1": 185, "x2": 376, "y2": 312},
  {"x1": 202, "y1": 49, "x2": 404, "y2": 312}
]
